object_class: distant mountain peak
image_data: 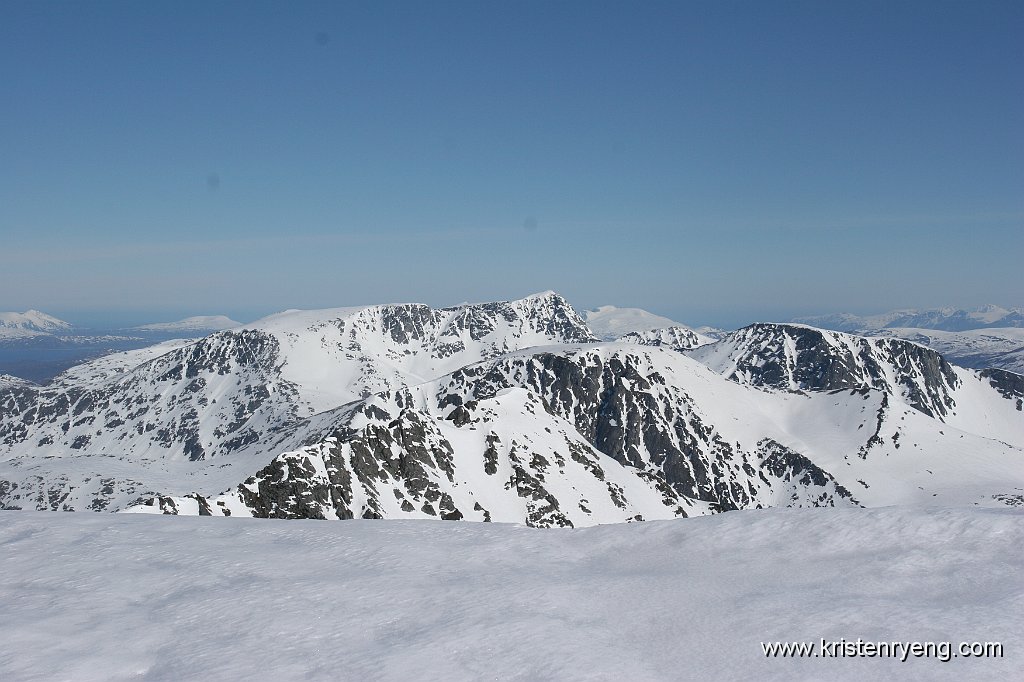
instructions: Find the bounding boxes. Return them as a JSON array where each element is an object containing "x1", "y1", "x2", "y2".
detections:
[
  {"x1": 521, "y1": 289, "x2": 560, "y2": 300},
  {"x1": 134, "y1": 315, "x2": 242, "y2": 332},
  {"x1": 0, "y1": 310, "x2": 73, "y2": 338},
  {"x1": 617, "y1": 325, "x2": 715, "y2": 351},
  {"x1": 584, "y1": 305, "x2": 684, "y2": 341}
]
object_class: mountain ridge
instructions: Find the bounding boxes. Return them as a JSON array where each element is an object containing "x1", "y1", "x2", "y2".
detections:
[{"x1": 2, "y1": 293, "x2": 1021, "y2": 524}]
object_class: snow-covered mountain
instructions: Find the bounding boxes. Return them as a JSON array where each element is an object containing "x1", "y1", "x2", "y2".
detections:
[
  {"x1": 584, "y1": 305, "x2": 717, "y2": 348},
  {"x1": 788, "y1": 307, "x2": 1024, "y2": 374},
  {"x1": 2, "y1": 293, "x2": 1020, "y2": 524},
  {"x1": 0, "y1": 292, "x2": 599, "y2": 514},
  {"x1": 794, "y1": 304, "x2": 1024, "y2": 332},
  {"x1": 0, "y1": 310, "x2": 72, "y2": 339},
  {"x1": 584, "y1": 305, "x2": 683, "y2": 340},
  {"x1": 617, "y1": 325, "x2": 715, "y2": 351},
  {"x1": 133, "y1": 315, "x2": 242, "y2": 333},
  {"x1": 692, "y1": 325, "x2": 730, "y2": 341},
  {"x1": 688, "y1": 323, "x2": 964, "y2": 418}
]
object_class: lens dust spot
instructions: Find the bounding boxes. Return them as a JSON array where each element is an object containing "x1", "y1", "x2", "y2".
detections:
[{"x1": 523, "y1": 217, "x2": 538, "y2": 232}]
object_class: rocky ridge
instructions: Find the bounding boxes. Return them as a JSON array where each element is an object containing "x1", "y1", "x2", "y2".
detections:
[{"x1": 2, "y1": 294, "x2": 1022, "y2": 525}]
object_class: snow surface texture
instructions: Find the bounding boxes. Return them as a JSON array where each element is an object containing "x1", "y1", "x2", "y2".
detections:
[
  {"x1": 794, "y1": 304, "x2": 1024, "y2": 332},
  {"x1": 0, "y1": 506, "x2": 1020, "y2": 681},
  {"x1": 2, "y1": 293, "x2": 1022, "y2": 524},
  {"x1": 133, "y1": 315, "x2": 242, "y2": 332},
  {"x1": 0, "y1": 310, "x2": 71, "y2": 339}
]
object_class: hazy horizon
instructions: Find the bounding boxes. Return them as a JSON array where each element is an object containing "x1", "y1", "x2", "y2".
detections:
[
  {"x1": 3, "y1": 293, "x2": 1021, "y2": 333},
  {"x1": 3, "y1": 1, "x2": 1021, "y2": 328}
]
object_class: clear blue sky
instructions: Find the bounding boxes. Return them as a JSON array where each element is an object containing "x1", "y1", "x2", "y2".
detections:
[{"x1": 2, "y1": 0, "x2": 1021, "y2": 328}]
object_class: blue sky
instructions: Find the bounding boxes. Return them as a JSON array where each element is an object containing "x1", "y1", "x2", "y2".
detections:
[{"x1": 2, "y1": 0, "x2": 1021, "y2": 328}]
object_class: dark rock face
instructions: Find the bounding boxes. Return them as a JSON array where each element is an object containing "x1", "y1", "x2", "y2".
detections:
[
  {"x1": 0, "y1": 473, "x2": 154, "y2": 513},
  {"x1": 180, "y1": 391, "x2": 615, "y2": 527},
  {"x1": 756, "y1": 439, "x2": 858, "y2": 507},
  {"x1": 331, "y1": 292, "x2": 597, "y2": 364},
  {"x1": 438, "y1": 350, "x2": 856, "y2": 513},
  {"x1": 981, "y1": 368, "x2": 1024, "y2": 411},
  {"x1": 215, "y1": 403, "x2": 465, "y2": 522},
  {"x1": 695, "y1": 324, "x2": 961, "y2": 418}
]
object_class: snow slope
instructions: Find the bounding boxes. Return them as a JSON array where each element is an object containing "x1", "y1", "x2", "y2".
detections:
[{"x1": 1, "y1": 506, "x2": 1020, "y2": 681}]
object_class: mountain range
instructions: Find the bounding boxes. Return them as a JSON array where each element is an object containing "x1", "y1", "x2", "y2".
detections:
[
  {"x1": 793, "y1": 304, "x2": 1024, "y2": 332},
  {"x1": 861, "y1": 327, "x2": 1024, "y2": 375},
  {"x1": 791, "y1": 304, "x2": 1024, "y2": 374},
  {"x1": 0, "y1": 312, "x2": 244, "y2": 339},
  {"x1": 1, "y1": 292, "x2": 1021, "y2": 525}
]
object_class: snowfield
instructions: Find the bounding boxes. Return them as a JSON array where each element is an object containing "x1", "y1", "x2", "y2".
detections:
[{"x1": 1, "y1": 506, "x2": 1021, "y2": 681}]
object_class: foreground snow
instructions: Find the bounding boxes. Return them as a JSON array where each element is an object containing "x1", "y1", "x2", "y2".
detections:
[{"x1": 1, "y1": 507, "x2": 1020, "y2": 681}]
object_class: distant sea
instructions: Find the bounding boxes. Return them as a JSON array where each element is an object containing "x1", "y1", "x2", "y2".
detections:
[{"x1": 0, "y1": 332, "x2": 189, "y2": 384}]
